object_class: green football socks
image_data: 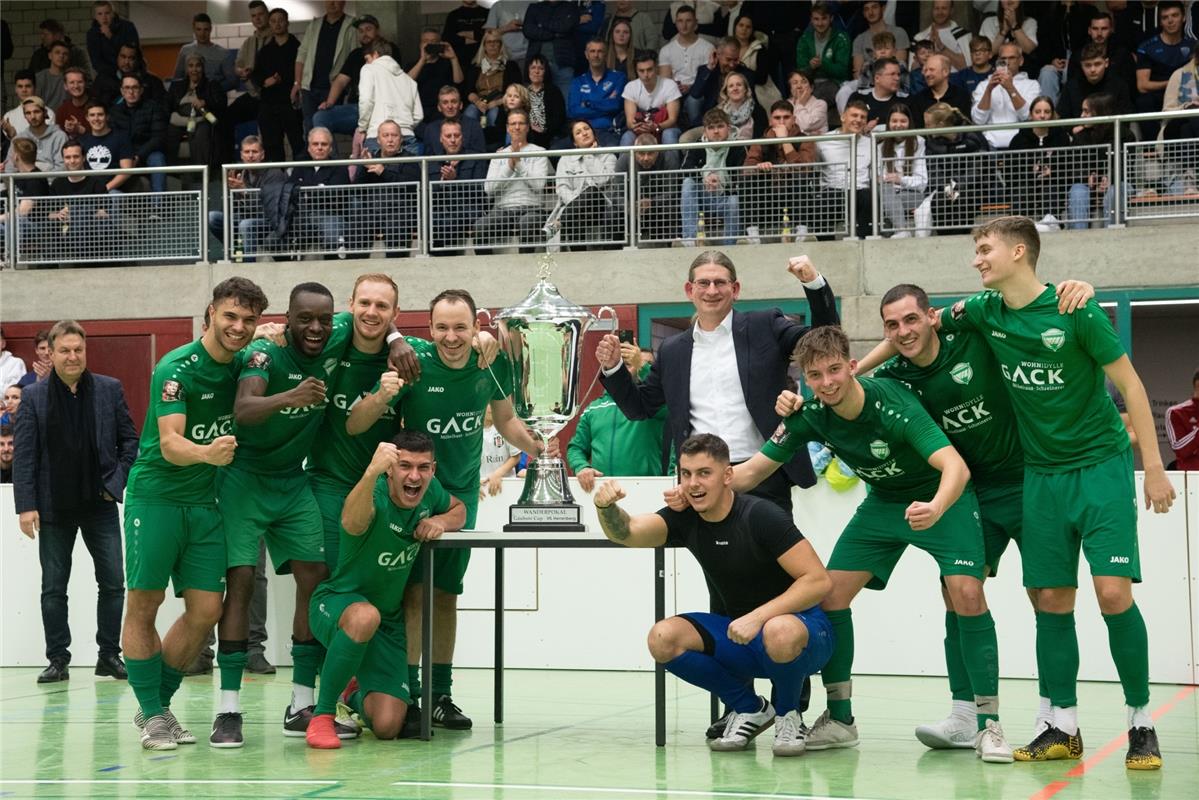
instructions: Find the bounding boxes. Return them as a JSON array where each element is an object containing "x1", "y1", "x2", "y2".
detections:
[
  {"x1": 1103, "y1": 603, "x2": 1151, "y2": 708},
  {"x1": 957, "y1": 610, "x2": 1000, "y2": 728},
  {"x1": 822, "y1": 608, "x2": 854, "y2": 723},
  {"x1": 127, "y1": 652, "x2": 164, "y2": 720}
]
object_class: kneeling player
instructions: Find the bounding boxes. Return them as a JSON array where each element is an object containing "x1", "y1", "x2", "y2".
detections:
[
  {"x1": 307, "y1": 432, "x2": 465, "y2": 748},
  {"x1": 594, "y1": 433, "x2": 834, "y2": 756}
]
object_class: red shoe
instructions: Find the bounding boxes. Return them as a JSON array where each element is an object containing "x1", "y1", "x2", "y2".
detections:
[
  {"x1": 306, "y1": 713, "x2": 341, "y2": 749},
  {"x1": 339, "y1": 676, "x2": 359, "y2": 707}
]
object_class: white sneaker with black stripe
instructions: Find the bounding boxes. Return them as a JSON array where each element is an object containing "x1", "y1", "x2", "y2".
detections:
[
  {"x1": 708, "y1": 697, "x2": 775, "y2": 751},
  {"x1": 772, "y1": 710, "x2": 807, "y2": 756}
]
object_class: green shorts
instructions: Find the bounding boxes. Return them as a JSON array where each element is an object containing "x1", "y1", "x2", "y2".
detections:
[
  {"x1": 407, "y1": 486, "x2": 477, "y2": 595},
  {"x1": 311, "y1": 481, "x2": 351, "y2": 571},
  {"x1": 828, "y1": 489, "x2": 986, "y2": 590},
  {"x1": 310, "y1": 589, "x2": 412, "y2": 704},
  {"x1": 124, "y1": 502, "x2": 226, "y2": 596},
  {"x1": 976, "y1": 481, "x2": 1024, "y2": 578},
  {"x1": 1021, "y1": 448, "x2": 1140, "y2": 589},
  {"x1": 217, "y1": 466, "x2": 324, "y2": 574}
]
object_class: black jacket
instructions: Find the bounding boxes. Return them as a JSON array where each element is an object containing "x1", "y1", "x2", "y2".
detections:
[
  {"x1": 910, "y1": 84, "x2": 974, "y2": 128},
  {"x1": 523, "y1": 1, "x2": 581, "y2": 70},
  {"x1": 167, "y1": 75, "x2": 228, "y2": 125},
  {"x1": 688, "y1": 64, "x2": 756, "y2": 114},
  {"x1": 1058, "y1": 71, "x2": 1133, "y2": 121},
  {"x1": 110, "y1": 99, "x2": 167, "y2": 163}
]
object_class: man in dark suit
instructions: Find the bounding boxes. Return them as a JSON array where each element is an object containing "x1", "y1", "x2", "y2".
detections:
[{"x1": 13, "y1": 319, "x2": 138, "y2": 684}]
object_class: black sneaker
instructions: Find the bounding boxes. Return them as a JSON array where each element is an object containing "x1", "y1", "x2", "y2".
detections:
[
  {"x1": 706, "y1": 710, "x2": 734, "y2": 740},
  {"x1": 1013, "y1": 725, "x2": 1083, "y2": 761},
  {"x1": 282, "y1": 704, "x2": 359, "y2": 739},
  {"x1": 398, "y1": 703, "x2": 430, "y2": 739},
  {"x1": 209, "y1": 712, "x2": 244, "y2": 749},
  {"x1": 1125, "y1": 727, "x2": 1162, "y2": 770},
  {"x1": 432, "y1": 695, "x2": 472, "y2": 730}
]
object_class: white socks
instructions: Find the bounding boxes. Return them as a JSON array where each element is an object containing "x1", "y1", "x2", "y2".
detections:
[
  {"x1": 220, "y1": 690, "x2": 241, "y2": 714},
  {"x1": 1128, "y1": 705, "x2": 1154, "y2": 730},
  {"x1": 292, "y1": 684, "x2": 315, "y2": 711},
  {"x1": 1035, "y1": 696, "x2": 1052, "y2": 725},
  {"x1": 1052, "y1": 705, "x2": 1078, "y2": 736},
  {"x1": 951, "y1": 700, "x2": 975, "y2": 722}
]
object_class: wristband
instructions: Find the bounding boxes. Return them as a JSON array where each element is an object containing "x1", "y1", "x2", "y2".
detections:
[{"x1": 386, "y1": 331, "x2": 403, "y2": 345}]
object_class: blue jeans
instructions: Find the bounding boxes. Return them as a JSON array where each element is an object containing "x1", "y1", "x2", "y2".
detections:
[
  {"x1": 1038, "y1": 65, "x2": 1065, "y2": 106},
  {"x1": 682, "y1": 177, "x2": 741, "y2": 242},
  {"x1": 1067, "y1": 182, "x2": 1115, "y2": 229},
  {"x1": 463, "y1": 104, "x2": 501, "y2": 128},
  {"x1": 39, "y1": 502, "x2": 125, "y2": 663},
  {"x1": 620, "y1": 127, "x2": 681, "y2": 148},
  {"x1": 683, "y1": 95, "x2": 705, "y2": 129},
  {"x1": 144, "y1": 150, "x2": 167, "y2": 194},
  {"x1": 311, "y1": 103, "x2": 359, "y2": 136}
]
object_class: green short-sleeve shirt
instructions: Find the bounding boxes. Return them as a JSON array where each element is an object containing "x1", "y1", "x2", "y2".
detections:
[
  {"x1": 125, "y1": 340, "x2": 240, "y2": 505},
  {"x1": 307, "y1": 344, "x2": 395, "y2": 492},
  {"x1": 941, "y1": 287, "x2": 1128, "y2": 472},
  {"x1": 761, "y1": 377, "x2": 952, "y2": 502},
  {"x1": 875, "y1": 328, "x2": 1024, "y2": 485}
]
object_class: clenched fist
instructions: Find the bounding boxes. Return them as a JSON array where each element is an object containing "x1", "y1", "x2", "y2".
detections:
[
  {"x1": 595, "y1": 334, "x2": 622, "y2": 370},
  {"x1": 206, "y1": 435, "x2": 238, "y2": 466},
  {"x1": 368, "y1": 442, "x2": 400, "y2": 477},
  {"x1": 414, "y1": 518, "x2": 447, "y2": 541},
  {"x1": 378, "y1": 370, "x2": 404, "y2": 401},
  {"x1": 593, "y1": 479, "x2": 626, "y2": 509},
  {"x1": 775, "y1": 390, "x2": 803, "y2": 418},
  {"x1": 787, "y1": 255, "x2": 819, "y2": 284},
  {"x1": 662, "y1": 484, "x2": 688, "y2": 511},
  {"x1": 288, "y1": 376, "x2": 326, "y2": 407}
]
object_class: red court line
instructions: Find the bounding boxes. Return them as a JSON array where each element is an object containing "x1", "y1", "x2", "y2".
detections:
[{"x1": 1028, "y1": 684, "x2": 1196, "y2": 800}]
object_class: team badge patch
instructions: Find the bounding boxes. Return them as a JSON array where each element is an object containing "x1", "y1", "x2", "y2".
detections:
[
  {"x1": 247, "y1": 350, "x2": 271, "y2": 370},
  {"x1": 950, "y1": 362, "x2": 973, "y2": 385},
  {"x1": 162, "y1": 379, "x2": 183, "y2": 402},
  {"x1": 769, "y1": 422, "x2": 790, "y2": 446},
  {"x1": 869, "y1": 439, "x2": 890, "y2": 460},
  {"x1": 323, "y1": 357, "x2": 338, "y2": 376},
  {"x1": 1041, "y1": 328, "x2": 1066, "y2": 352}
]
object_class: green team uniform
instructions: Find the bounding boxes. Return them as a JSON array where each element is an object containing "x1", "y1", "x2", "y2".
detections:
[
  {"x1": 566, "y1": 385, "x2": 668, "y2": 478},
  {"x1": 762, "y1": 376, "x2": 985, "y2": 589},
  {"x1": 876, "y1": 329, "x2": 1025, "y2": 575},
  {"x1": 310, "y1": 476, "x2": 452, "y2": 704},
  {"x1": 383, "y1": 338, "x2": 513, "y2": 594},
  {"x1": 124, "y1": 340, "x2": 239, "y2": 595},
  {"x1": 307, "y1": 343, "x2": 396, "y2": 569},
  {"x1": 942, "y1": 287, "x2": 1137, "y2": 588},
  {"x1": 219, "y1": 316, "x2": 351, "y2": 573}
]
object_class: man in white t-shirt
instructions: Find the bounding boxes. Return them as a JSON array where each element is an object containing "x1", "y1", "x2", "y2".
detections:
[
  {"x1": 621, "y1": 50, "x2": 682, "y2": 151},
  {"x1": 480, "y1": 405, "x2": 521, "y2": 498},
  {"x1": 658, "y1": 5, "x2": 714, "y2": 96},
  {"x1": 915, "y1": 0, "x2": 972, "y2": 71}
]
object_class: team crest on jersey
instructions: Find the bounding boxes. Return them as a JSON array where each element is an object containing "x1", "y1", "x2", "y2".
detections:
[
  {"x1": 869, "y1": 439, "x2": 890, "y2": 460},
  {"x1": 770, "y1": 422, "x2": 789, "y2": 445},
  {"x1": 950, "y1": 362, "x2": 973, "y2": 385},
  {"x1": 1041, "y1": 328, "x2": 1066, "y2": 352},
  {"x1": 162, "y1": 379, "x2": 183, "y2": 402},
  {"x1": 247, "y1": 350, "x2": 271, "y2": 370},
  {"x1": 323, "y1": 357, "x2": 338, "y2": 375}
]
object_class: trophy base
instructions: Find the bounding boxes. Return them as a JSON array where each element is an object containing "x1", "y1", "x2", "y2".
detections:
[{"x1": 504, "y1": 503, "x2": 585, "y2": 532}]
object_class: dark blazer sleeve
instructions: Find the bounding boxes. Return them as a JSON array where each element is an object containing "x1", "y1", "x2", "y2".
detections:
[
  {"x1": 598, "y1": 355, "x2": 666, "y2": 421},
  {"x1": 103, "y1": 376, "x2": 139, "y2": 500},
  {"x1": 775, "y1": 278, "x2": 840, "y2": 354},
  {"x1": 12, "y1": 383, "x2": 43, "y2": 514}
]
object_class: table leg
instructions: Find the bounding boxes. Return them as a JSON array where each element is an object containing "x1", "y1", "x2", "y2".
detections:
[
  {"x1": 421, "y1": 546, "x2": 434, "y2": 741},
  {"x1": 655, "y1": 546, "x2": 666, "y2": 747},
  {"x1": 495, "y1": 548, "x2": 504, "y2": 724},
  {"x1": 711, "y1": 693, "x2": 720, "y2": 725}
]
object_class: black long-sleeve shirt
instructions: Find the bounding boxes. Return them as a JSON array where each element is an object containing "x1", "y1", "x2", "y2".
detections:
[{"x1": 253, "y1": 35, "x2": 301, "y2": 106}]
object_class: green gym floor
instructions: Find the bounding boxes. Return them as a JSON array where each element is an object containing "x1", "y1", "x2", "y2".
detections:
[{"x1": 0, "y1": 669, "x2": 1195, "y2": 800}]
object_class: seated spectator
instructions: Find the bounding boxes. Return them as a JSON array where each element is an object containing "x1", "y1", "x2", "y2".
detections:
[
  {"x1": 678, "y1": 108, "x2": 746, "y2": 247},
  {"x1": 91, "y1": 43, "x2": 167, "y2": 110},
  {"x1": 464, "y1": 30, "x2": 522, "y2": 129},
  {"x1": 409, "y1": 29, "x2": 465, "y2": 122},
  {"x1": 786, "y1": 70, "x2": 829, "y2": 135},
  {"x1": 911, "y1": 53, "x2": 973, "y2": 126},
  {"x1": 551, "y1": 120, "x2": 620, "y2": 250},
  {"x1": 173, "y1": 13, "x2": 237, "y2": 92},
  {"x1": 733, "y1": 13, "x2": 782, "y2": 108},
  {"x1": 422, "y1": 85, "x2": 487, "y2": 154},
  {"x1": 979, "y1": 0, "x2": 1038, "y2": 57},
  {"x1": 815, "y1": 98, "x2": 873, "y2": 238},
  {"x1": 1162, "y1": 47, "x2": 1199, "y2": 139},
  {"x1": 427, "y1": 118, "x2": 487, "y2": 254},
  {"x1": 907, "y1": 40, "x2": 933, "y2": 96},
  {"x1": 855, "y1": 56, "x2": 908, "y2": 129},
  {"x1": 916, "y1": 0, "x2": 972, "y2": 71},
  {"x1": 525, "y1": 55, "x2": 567, "y2": 149},
  {"x1": 971, "y1": 42, "x2": 1040, "y2": 148},
  {"x1": 3, "y1": 72, "x2": 56, "y2": 144},
  {"x1": 478, "y1": 109, "x2": 550, "y2": 253},
  {"x1": 0, "y1": 424, "x2": 12, "y2": 483},
  {"x1": 951, "y1": 36, "x2": 995, "y2": 95},
  {"x1": 0, "y1": 329, "x2": 26, "y2": 392},
  {"x1": 49, "y1": 140, "x2": 115, "y2": 261},
  {"x1": 837, "y1": 31, "x2": 911, "y2": 112},
  {"x1": 34, "y1": 42, "x2": 71, "y2": 111},
  {"x1": 1067, "y1": 93, "x2": 1117, "y2": 229},
  {"x1": 3, "y1": 98, "x2": 66, "y2": 173},
  {"x1": 688, "y1": 37, "x2": 755, "y2": 129},
  {"x1": 312, "y1": 14, "x2": 382, "y2": 144},
  {"x1": 55, "y1": 67, "x2": 90, "y2": 139},
  {"x1": 744, "y1": 99, "x2": 816, "y2": 242},
  {"x1": 1165, "y1": 368, "x2": 1199, "y2": 471},
  {"x1": 253, "y1": 7, "x2": 304, "y2": 162},
  {"x1": 876, "y1": 103, "x2": 929, "y2": 237},
  {"x1": 28, "y1": 19, "x2": 90, "y2": 75},
  {"x1": 852, "y1": 1, "x2": 910, "y2": 79},
  {"x1": 208, "y1": 135, "x2": 288, "y2": 262},
  {"x1": 620, "y1": 50, "x2": 682, "y2": 150},
  {"x1": 568, "y1": 39, "x2": 626, "y2": 145},
  {"x1": 288, "y1": 127, "x2": 352, "y2": 254},
  {"x1": 87, "y1": 0, "x2": 140, "y2": 79},
  {"x1": 0, "y1": 139, "x2": 52, "y2": 257},
  {"x1": 488, "y1": 83, "x2": 532, "y2": 150},
  {"x1": 606, "y1": 18, "x2": 637, "y2": 81},
  {"x1": 1, "y1": 386, "x2": 19, "y2": 426},
  {"x1": 16, "y1": 331, "x2": 53, "y2": 388},
  {"x1": 658, "y1": 5, "x2": 714, "y2": 100},
  {"x1": 357, "y1": 40, "x2": 423, "y2": 155},
  {"x1": 523, "y1": 0, "x2": 580, "y2": 98},
  {"x1": 165, "y1": 57, "x2": 224, "y2": 181},
  {"x1": 351, "y1": 120, "x2": 421, "y2": 258},
  {"x1": 112, "y1": 74, "x2": 170, "y2": 193},
  {"x1": 720, "y1": 70, "x2": 767, "y2": 141},
  {"x1": 1135, "y1": 1, "x2": 1197, "y2": 140},
  {"x1": 1059, "y1": 42, "x2": 1133, "y2": 122},
  {"x1": 1065, "y1": 13, "x2": 1136, "y2": 100},
  {"x1": 1006, "y1": 95, "x2": 1070, "y2": 230},
  {"x1": 923, "y1": 102, "x2": 990, "y2": 234},
  {"x1": 630, "y1": 133, "x2": 679, "y2": 243}
]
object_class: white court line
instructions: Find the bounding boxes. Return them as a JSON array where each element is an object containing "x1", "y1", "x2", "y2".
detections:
[
  {"x1": 0, "y1": 780, "x2": 338, "y2": 785},
  {"x1": 391, "y1": 782, "x2": 880, "y2": 800}
]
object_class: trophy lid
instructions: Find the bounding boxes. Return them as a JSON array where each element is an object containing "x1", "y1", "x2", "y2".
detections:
[{"x1": 495, "y1": 255, "x2": 596, "y2": 324}]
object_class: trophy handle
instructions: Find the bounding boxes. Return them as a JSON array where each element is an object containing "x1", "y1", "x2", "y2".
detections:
[{"x1": 577, "y1": 305, "x2": 620, "y2": 406}]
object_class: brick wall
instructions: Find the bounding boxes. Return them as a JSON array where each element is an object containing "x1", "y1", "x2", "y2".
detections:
[{"x1": 5, "y1": 1, "x2": 128, "y2": 76}]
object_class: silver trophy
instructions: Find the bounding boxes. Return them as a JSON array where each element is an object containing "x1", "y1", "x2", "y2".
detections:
[{"x1": 491, "y1": 256, "x2": 615, "y2": 531}]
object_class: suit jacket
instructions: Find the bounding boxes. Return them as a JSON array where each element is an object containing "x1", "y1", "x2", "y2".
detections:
[
  {"x1": 12, "y1": 372, "x2": 139, "y2": 521},
  {"x1": 600, "y1": 280, "x2": 839, "y2": 488}
]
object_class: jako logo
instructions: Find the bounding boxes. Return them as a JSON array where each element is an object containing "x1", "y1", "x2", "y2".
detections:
[
  {"x1": 1110, "y1": 556, "x2": 1130, "y2": 564},
  {"x1": 427, "y1": 386, "x2": 445, "y2": 393},
  {"x1": 953, "y1": 559, "x2": 975, "y2": 566}
]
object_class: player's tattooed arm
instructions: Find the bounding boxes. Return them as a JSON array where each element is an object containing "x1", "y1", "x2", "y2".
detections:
[
  {"x1": 594, "y1": 480, "x2": 669, "y2": 548},
  {"x1": 342, "y1": 443, "x2": 398, "y2": 535}
]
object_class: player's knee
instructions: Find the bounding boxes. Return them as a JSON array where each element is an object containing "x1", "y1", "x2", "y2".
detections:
[
  {"x1": 763, "y1": 616, "x2": 807, "y2": 663},
  {"x1": 1037, "y1": 587, "x2": 1075, "y2": 613},
  {"x1": 125, "y1": 589, "x2": 165, "y2": 620},
  {"x1": 341, "y1": 602, "x2": 381, "y2": 642},
  {"x1": 646, "y1": 619, "x2": 686, "y2": 663},
  {"x1": 947, "y1": 577, "x2": 985, "y2": 615},
  {"x1": 371, "y1": 713, "x2": 404, "y2": 740},
  {"x1": 225, "y1": 566, "x2": 255, "y2": 598},
  {"x1": 1094, "y1": 581, "x2": 1132, "y2": 615},
  {"x1": 187, "y1": 594, "x2": 225, "y2": 628}
]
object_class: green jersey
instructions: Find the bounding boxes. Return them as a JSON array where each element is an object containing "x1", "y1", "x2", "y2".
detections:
[
  {"x1": 125, "y1": 340, "x2": 240, "y2": 505},
  {"x1": 307, "y1": 344, "x2": 395, "y2": 492},
  {"x1": 941, "y1": 286, "x2": 1127, "y2": 472},
  {"x1": 386, "y1": 339, "x2": 513, "y2": 494},
  {"x1": 317, "y1": 475, "x2": 452, "y2": 619},
  {"x1": 875, "y1": 329, "x2": 1023, "y2": 485},
  {"x1": 761, "y1": 377, "x2": 952, "y2": 502},
  {"x1": 233, "y1": 315, "x2": 352, "y2": 475}
]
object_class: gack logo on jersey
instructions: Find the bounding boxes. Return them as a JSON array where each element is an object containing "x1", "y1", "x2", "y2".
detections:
[
  {"x1": 378, "y1": 542, "x2": 420, "y2": 568},
  {"x1": 427, "y1": 412, "x2": 482, "y2": 436},
  {"x1": 941, "y1": 399, "x2": 990, "y2": 430},
  {"x1": 950, "y1": 362, "x2": 973, "y2": 385},
  {"x1": 1001, "y1": 362, "x2": 1063, "y2": 388},
  {"x1": 191, "y1": 414, "x2": 233, "y2": 442},
  {"x1": 855, "y1": 460, "x2": 903, "y2": 479},
  {"x1": 335, "y1": 392, "x2": 396, "y2": 418},
  {"x1": 1041, "y1": 328, "x2": 1066, "y2": 352},
  {"x1": 869, "y1": 439, "x2": 890, "y2": 460}
]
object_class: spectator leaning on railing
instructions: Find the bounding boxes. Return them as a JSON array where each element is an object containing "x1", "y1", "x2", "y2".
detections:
[
  {"x1": 478, "y1": 108, "x2": 549, "y2": 253},
  {"x1": 551, "y1": 120, "x2": 620, "y2": 250},
  {"x1": 744, "y1": 100, "x2": 816, "y2": 243},
  {"x1": 428, "y1": 117, "x2": 487, "y2": 255},
  {"x1": 351, "y1": 120, "x2": 421, "y2": 258},
  {"x1": 49, "y1": 140, "x2": 114, "y2": 262},
  {"x1": 678, "y1": 107, "x2": 747, "y2": 248},
  {"x1": 816, "y1": 98, "x2": 873, "y2": 239}
]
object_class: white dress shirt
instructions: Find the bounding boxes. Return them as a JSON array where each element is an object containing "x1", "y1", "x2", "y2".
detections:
[
  {"x1": 971, "y1": 70, "x2": 1041, "y2": 148},
  {"x1": 688, "y1": 311, "x2": 762, "y2": 460}
]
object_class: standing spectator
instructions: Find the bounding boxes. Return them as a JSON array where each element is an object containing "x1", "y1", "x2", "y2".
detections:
[
  {"x1": 568, "y1": 39, "x2": 626, "y2": 145},
  {"x1": 3, "y1": 72, "x2": 56, "y2": 144},
  {"x1": 1165, "y1": 368, "x2": 1199, "y2": 470},
  {"x1": 253, "y1": 8, "x2": 304, "y2": 162},
  {"x1": 852, "y1": 0, "x2": 910, "y2": 78},
  {"x1": 659, "y1": 5, "x2": 714, "y2": 100},
  {"x1": 55, "y1": 67, "x2": 90, "y2": 139},
  {"x1": 523, "y1": 0, "x2": 581, "y2": 99},
  {"x1": 48, "y1": 140, "x2": 114, "y2": 261},
  {"x1": 35, "y1": 42, "x2": 72, "y2": 111},
  {"x1": 786, "y1": 69, "x2": 829, "y2": 135},
  {"x1": 815, "y1": 98, "x2": 873, "y2": 238},
  {"x1": 352, "y1": 120, "x2": 421, "y2": 257},
  {"x1": 795, "y1": 2, "x2": 851, "y2": 127},
  {"x1": 621, "y1": 50, "x2": 682, "y2": 148},
  {"x1": 1066, "y1": 93, "x2": 1117, "y2": 230},
  {"x1": 1006, "y1": 95, "x2": 1070, "y2": 230},
  {"x1": 743, "y1": 99, "x2": 815, "y2": 241},
  {"x1": 295, "y1": 1, "x2": 358, "y2": 134},
  {"x1": 922, "y1": 102, "x2": 990, "y2": 234},
  {"x1": 687, "y1": 37, "x2": 755, "y2": 128},
  {"x1": 17, "y1": 331, "x2": 53, "y2": 388},
  {"x1": 87, "y1": 1, "x2": 140, "y2": 80},
  {"x1": 28, "y1": 19, "x2": 90, "y2": 76},
  {"x1": 602, "y1": 0, "x2": 661, "y2": 54},
  {"x1": 4, "y1": 98, "x2": 66, "y2": 173},
  {"x1": 477, "y1": 109, "x2": 550, "y2": 252},
  {"x1": 80, "y1": 102, "x2": 133, "y2": 191},
  {"x1": 288, "y1": 127, "x2": 352, "y2": 254},
  {"x1": 112, "y1": 75, "x2": 169, "y2": 191},
  {"x1": 0, "y1": 327, "x2": 26, "y2": 391},
  {"x1": 165, "y1": 58, "x2": 225, "y2": 180},
  {"x1": 1059, "y1": 42, "x2": 1134, "y2": 121},
  {"x1": 357, "y1": 39, "x2": 423, "y2": 154},
  {"x1": 409, "y1": 29, "x2": 466, "y2": 121},
  {"x1": 911, "y1": 53, "x2": 973, "y2": 126},
  {"x1": 464, "y1": 30, "x2": 522, "y2": 128},
  {"x1": 91, "y1": 44, "x2": 166, "y2": 111},
  {"x1": 1030, "y1": 0, "x2": 1096, "y2": 102},
  {"x1": 0, "y1": 425, "x2": 12, "y2": 483},
  {"x1": 173, "y1": 13, "x2": 237, "y2": 92},
  {"x1": 1135, "y1": 1, "x2": 1196, "y2": 140},
  {"x1": 606, "y1": 18, "x2": 637, "y2": 80},
  {"x1": 428, "y1": 118, "x2": 487, "y2": 254},
  {"x1": 950, "y1": 36, "x2": 995, "y2": 95},
  {"x1": 876, "y1": 103, "x2": 929, "y2": 237},
  {"x1": 574, "y1": 1, "x2": 606, "y2": 67},
  {"x1": 312, "y1": 15, "x2": 381, "y2": 145},
  {"x1": 13, "y1": 319, "x2": 138, "y2": 685},
  {"x1": 551, "y1": 119, "x2": 619, "y2": 249},
  {"x1": 0, "y1": 139, "x2": 52, "y2": 257},
  {"x1": 971, "y1": 42, "x2": 1040, "y2": 149},
  {"x1": 1162, "y1": 47, "x2": 1199, "y2": 139},
  {"x1": 915, "y1": 0, "x2": 972, "y2": 71},
  {"x1": 228, "y1": 0, "x2": 272, "y2": 135},
  {"x1": 421, "y1": 86, "x2": 487, "y2": 153},
  {"x1": 444, "y1": 0, "x2": 491, "y2": 67},
  {"x1": 678, "y1": 107, "x2": 747, "y2": 247},
  {"x1": 979, "y1": 0, "x2": 1037, "y2": 56},
  {"x1": 525, "y1": 54, "x2": 567, "y2": 148},
  {"x1": 484, "y1": 0, "x2": 533, "y2": 66}
]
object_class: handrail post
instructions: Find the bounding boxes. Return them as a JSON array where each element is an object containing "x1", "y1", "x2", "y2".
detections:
[
  {"x1": 221, "y1": 163, "x2": 231, "y2": 263},
  {"x1": 868, "y1": 129, "x2": 880, "y2": 238},
  {"x1": 200, "y1": 166, "x2": 208, "y2": 264},
  {"x1": 847, "y1": 133, "x2": 858, "y2": 239},
  {"x1": 626, "y1": 147, "x2": 638, "y2": 248},
  {"x1": 1112, "y1": 119, "x2": 1124, "y2": 228},
  {"x1": 419, "y1": 161, "x2": 431, "y2": 257}
]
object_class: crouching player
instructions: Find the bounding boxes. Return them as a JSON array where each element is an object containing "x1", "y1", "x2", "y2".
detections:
[
  {"x1": 306, "y1": 431, "x2": 465, "y2": 748},
  {"x1": 594, "y1": 433, "x2": 834, "y2": 755}
]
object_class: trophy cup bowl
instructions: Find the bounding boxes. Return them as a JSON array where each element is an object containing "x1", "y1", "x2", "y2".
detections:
[{"x1": 494, "y1": 260, "x2": 614, "y2": 531}]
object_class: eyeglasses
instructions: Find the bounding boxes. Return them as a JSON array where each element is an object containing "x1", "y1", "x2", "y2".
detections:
[{"x1": 691, "y1": 279, "x2": 734, "y2": 290}]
